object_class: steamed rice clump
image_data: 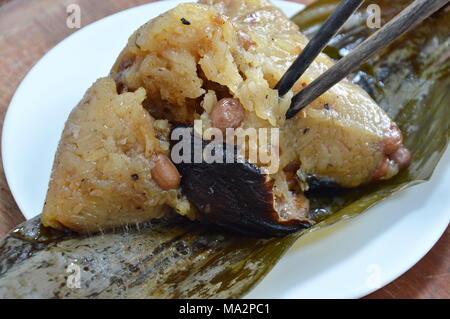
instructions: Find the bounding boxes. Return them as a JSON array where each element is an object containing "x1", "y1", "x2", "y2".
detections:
[
  {"x1": 111, "y1": 0, "x2": 396, "y2": 187},
  {"x1": 42, "y1": 0, "x2": 402, "y2": 233},
  {"x1": 41, "y1": 78, "x2": 191, "y2": 233}
]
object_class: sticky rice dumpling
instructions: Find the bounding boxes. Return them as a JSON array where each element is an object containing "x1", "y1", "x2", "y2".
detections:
[{"x1": 41, "y1": 0, "x2": 411, "y2": 236}]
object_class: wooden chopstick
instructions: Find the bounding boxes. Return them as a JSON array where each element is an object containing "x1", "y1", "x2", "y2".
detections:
[
  {"x1": 276, "y1": 0, "x2": 364, "y2": 97},
  {"x1": 285, "y1": 0, "x2": 449, "y2": 119}
]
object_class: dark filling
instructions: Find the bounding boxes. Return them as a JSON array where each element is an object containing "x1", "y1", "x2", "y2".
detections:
[{"x1": 170, "y1": 125, "x2": 313, "y2": 238}]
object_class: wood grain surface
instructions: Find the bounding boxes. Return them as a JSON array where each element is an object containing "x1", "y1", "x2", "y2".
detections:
[{"x1": 0, "y1": 0, "x2": 448, "y2": 299}]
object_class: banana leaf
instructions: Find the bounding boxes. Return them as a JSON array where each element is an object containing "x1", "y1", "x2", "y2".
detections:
[{"x1": 0, "y1": 0, "x2": 449, "y2": 298}]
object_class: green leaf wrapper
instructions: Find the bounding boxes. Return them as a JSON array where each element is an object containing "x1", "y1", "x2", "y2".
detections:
[{"x1": 0, "y1": 0, "x2": 448, "y2": 298}]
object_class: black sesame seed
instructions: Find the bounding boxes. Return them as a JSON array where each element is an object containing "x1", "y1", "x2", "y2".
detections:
[
  {"x1": 303, "y1": 128, "x2": 310, "y2": 134},
  {"x1": 181, "y1": 18, "x2": 191, "y2": 25},
  {"x1": 324, "y1": 103, "x2": 330, "y2": 110},
  {"x1": 131, "y1": 174, "x2": 139, "y2": 181}
]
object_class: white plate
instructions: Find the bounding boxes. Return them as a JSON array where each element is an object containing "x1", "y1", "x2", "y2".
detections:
[{"x1": 2, "y1": 0, "x2": 449, "y2": 299}]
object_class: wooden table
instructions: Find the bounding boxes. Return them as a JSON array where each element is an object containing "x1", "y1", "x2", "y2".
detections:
[{"x1": 0, "y1": 0, "x2": 448, "y2": 299}]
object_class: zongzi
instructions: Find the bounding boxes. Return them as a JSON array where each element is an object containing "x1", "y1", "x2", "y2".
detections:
[{"x1": 41, "y1": 0, "x2": 411, "y2": 236}]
